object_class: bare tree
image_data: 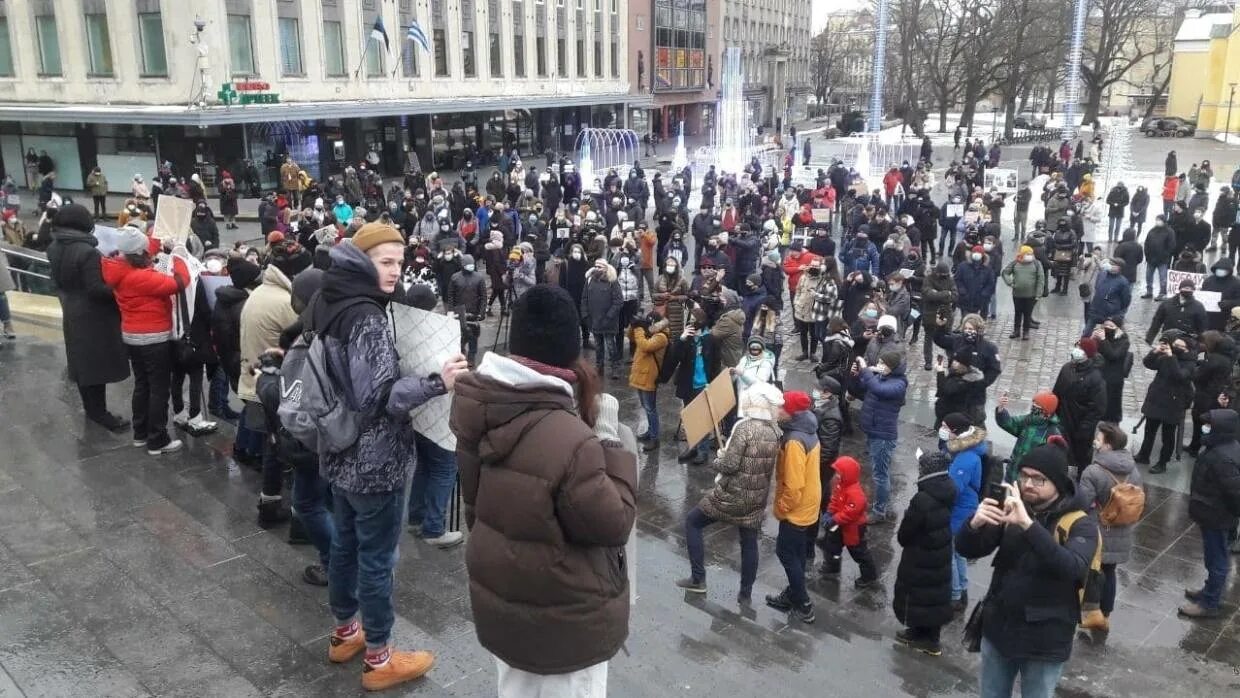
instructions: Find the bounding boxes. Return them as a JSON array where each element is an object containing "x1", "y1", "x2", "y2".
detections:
[
  {"x1": 1078, "y1": 0, "x2": 1174, "y2": 124},
  {"x1": 811, "y1": 28, "x2": 842, "y2": 105}
]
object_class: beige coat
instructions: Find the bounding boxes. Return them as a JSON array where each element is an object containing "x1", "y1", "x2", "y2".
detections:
[{"x1": 237, "y1": 266, "x2": 297, "y2": 401}]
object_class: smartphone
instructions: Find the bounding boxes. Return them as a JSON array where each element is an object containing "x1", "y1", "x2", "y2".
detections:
[{"x1": 986, "y1": 483, "x2": 1008, "y2": 504}]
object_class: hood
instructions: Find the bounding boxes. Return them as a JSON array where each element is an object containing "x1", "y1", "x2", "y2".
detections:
[
  {"x1": 453, "y1": 353, "x2": 577, "y2": 461},
  {"x1": 832, "y1": 456, "x2": 861, "y2": 486},
  {"x1": 782, "y1": 409, "x2": 818, "y2": 440},
  {"x1": 321, "y1": 241, "x2": 387, "y2": 304},
  {"x1": 260, "y1": 264, "x2": 294, "y2": 293},
  {"x1": 1092, "y1": 448, "x2": 1135, "y2": 477},
  {"x1": 1208, "y1": 408, "x2": 1240, "y2": 441},
  {"x1": 52, "y1": 226, "x2": 99, "y2": 247},
  {"x1": 946, "y1": 426, "x2": 988, "y2": 455},
  {"x1": 214, "y1": 285, "x2": 249, "y2": 308},
  {"x1": 1211, "y1": 257, "x2": 1234, "y2": 275},
  {"x1": 589, "y1": 262, "x2": 617, "y2": 283}
]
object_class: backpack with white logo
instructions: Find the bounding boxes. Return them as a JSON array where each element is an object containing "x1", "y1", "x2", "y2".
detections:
[{"x1": 277, "y1": 298, "x2": 375, "y2": 455}]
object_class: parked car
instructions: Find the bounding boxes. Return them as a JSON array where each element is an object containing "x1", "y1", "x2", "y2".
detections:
[
  {"x1": 1142, "y1": 116, "x2": 1196, "y2": 137},
  {"x1": 1014, "y1": 111, "x2": 1047, "y2": 129}
]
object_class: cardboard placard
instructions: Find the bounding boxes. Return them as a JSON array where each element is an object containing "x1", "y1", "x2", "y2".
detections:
[
  {"x1": 811, "y1": 208, "x2": 831, "y2": 224},
  {"x1": 151, "y1": 194, "x2": 194, "y2": 243},
  {"x1": 681, "y1": 371, "x2": 736, "y2": 447}
]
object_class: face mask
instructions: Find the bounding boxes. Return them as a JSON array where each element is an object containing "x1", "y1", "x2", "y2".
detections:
[
  {"x1": 1071, "y1": 347, "x2": 1087, "y2": 362},
  {"x1": 880, "y1": 326, "x2": 894, "y2": 338},
  {"x1": 1021, "y1": 255, "x2": 1033, "y2": 263},
  {"x1": 983, "y1": 243, "x2": 994, "y2": 252},
  {"x1": 1202, "y1": 425, "x2": 1212, "y2": 435},
  {"x1": 620, "y1": 258, "x2": 631, "y2": 268},
  {"x1": 415, "y1": 257, "x2": 425, "y2": 264},
  {"x1": 864, "y1": 309, "x2": 879, "y2": 319},
  {"x1": 205, "y1": 259, "x2": 224, "y2": 274},
  {"x1": 1217, "y1": 269, "x2": 1228, "y2": 278},
  {"x1": 888, "y1": 283, "x2": 901, "y2": 291},
  {"x1": 963, "y1": 328, "x2": 978, "y2": 341},
  {"x1": 971, "y1": 253, "x2": 982, "y2": 262},
  {"x1": 874, "y1": 363, "x2": 890, "y2": 376},
  {"x1": 464, "y1": 264, "x2": 475, "y2": 272},
  {"x1": 811, "y1": 389, "x2": 823, "y2": 401},
  {"x1": 1180, "y1": 290, "x2": 1194, "y2": 299},
  {"x1": 571, "y1": 252, "x2": 582, "y2": 260},
  {"x1": 938, "y1": 427, "x2": 951, "y2": 441},
  {"x1": 665, "y1": 264, "x2": 677, "y2": 274}
]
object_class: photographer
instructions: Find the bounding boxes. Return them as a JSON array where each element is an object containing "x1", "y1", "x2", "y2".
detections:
[
  {"x1": 661, "y1": 308, "x2": 720, "y2": 466},
  {"x1": 446, "y1": 254, "x2": 487, "y2": 366},
  {"x1": 1135, "y1": 332, "x2": 1196, "y2": 474},
  {"x1": 955, "y1": 444, "x2": 1096, "y2": 698}
]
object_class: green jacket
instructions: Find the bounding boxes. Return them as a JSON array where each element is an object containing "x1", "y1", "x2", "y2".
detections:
[
  {"x1": 86, "y1": 172, "x2": 108, "y2": 197},
  {"x1": 995, "y1": 408, "x2": 1060, "y2": 481},
  {"x1": 1001, "y1": 259, "x2": 1046, "y2": 299}
]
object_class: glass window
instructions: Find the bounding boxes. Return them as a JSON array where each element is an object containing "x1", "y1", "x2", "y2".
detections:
[
  {"x1": 323, "y1": 20, "x2": 345, "y2": 76},
  {"x1": 85, "y1": 14, "x2": 114, "y2": 76},
  {"x1": 462, "y1": 31, "x2": 475, "y2": 77},
  {"x1": 401, "y1": 19, "x2": 420, "y2": 77},
  {"x1": 610, "y1": 41, "x2": 617, "y2": 78},
  {"x1": 278, "y1": 17, "x2": 303, "y2": 75},
  {"x1": 433, "y1": 29, "x2": 448, "y2": 76},
  {"x1": 0, "y1": 19, "x2": 12, "y2": 76},
  {"x1": 35, "y1": 15, "x2": 61, "y2": 76},
  {"x1": 228, "y1": 14, "x2": 255, "y2": 76},
  {"x1": 576, "y1": 39, "x2": 584, "y2": 77},
  {"x1": 512, "y1": 0, "x2": 525, "y2": 77},
  {"x1": 137, "y1": 13, "x2": 168, "y2": 76},
  {"x1": 594, "y1": 41, "x2": 601, "y2": 78},
  {"x1": 489, "y1": 32, "x2": 501, "y2": 77},
  {"x1": 537, "y1": 37, "x2": 547, "y2": 76},
  {"x1": 556, "y1": 38, "x2": 565, "y2": 76},
  {"x1": 366, "y1": 39, "x2": 384, "y2": 76}
]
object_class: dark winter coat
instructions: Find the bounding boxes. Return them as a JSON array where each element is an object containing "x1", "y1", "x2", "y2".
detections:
[
  {"x1": 699, "y1": 418, "x2": 782, "y2": 529},
  {"x1": 920, "y1": 265, "x2": 957, "y2": 329},
  {"x1": 1113, "y1": 232, "x2": 1143, "y2": 285},
  {"x1": 210, "y1": 285, "x2": 248, "y2": 389},
  {"x1": 1105, "y1": 185, "x2": 1130, "y2": 218},
  {"x1": 44, "y1": 227, "x2": 129, "y2": 386},
  {"x1": 934, "y1": 366, "x2": 988, "y2": 427},
  {"x1": 1129, "y1": 189, "x2": 1150, "y2": 224},
  {"x1": 1053, "y1": 357, "x2": 1107, "y2": 457},
  {"x1": 955, "y1": 490, "x2": 1096, "y2": 663},
  {"x1": 893, "y1": 469, "x2": 957, "y2": 629},
  {"x1": 1193, "y1": 337, "x2": 1236, "y2": 412},
  {"x1": 1213, "y1": 194, "x2": 1237, "y2": 229},
  {"x1": 452, "y1": 355, "x2": 637, "y2": 676},
  {"x1": 1145, "y1": 295, "x2": 1207, "y2": 344},
  {"x1": 580, "y1": 267, "x2": 624, "y2": 334},
  {"x1": 954, "y1": 259, "x2": 996, "y2": 313},
  {"x1": 1086, "y1": 271, "x2": 1132, "y2": 326},
  {"x1": 858, "y1": 364, "x2": 908, "y2": 441},
  {"x1": 1140, "y1": 349, "x2": 1196, "y2": 424},
  {"x1": 1202, "y1": 260, "x2": 1240, "y2": 330},
  {"x1": 447, "y1": 269, "x2": 488, "y2": 318},
  {"x1": 932, "y1": 331, "x2": 1001, "y2": 388},
  {"x1": 660, "y1": 333, "x2": 721, "y2": 403},
  {"x1": 1189, "y1": 409, "x2": 1240, "y2": 529},
  {"x1": 1096, "y1": 328, "x2": 1131, "y2": 386},
  {"x1": 1143, "y1": 224, "x2": 1176, "y2": 266}
]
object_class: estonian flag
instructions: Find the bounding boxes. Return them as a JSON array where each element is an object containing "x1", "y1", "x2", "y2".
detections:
[
  {"x1": 406, "y1": 20, "x2": 430, "y2": 53},
  {"x1": 370, "y1": 15, "x2": 390, "y2": 53}
]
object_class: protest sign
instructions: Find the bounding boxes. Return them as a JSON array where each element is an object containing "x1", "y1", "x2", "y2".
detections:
[
  {"x1": 681, "y1": 371, "x2": 736, "y2": 447},
  {"x1": 391, "y1": 304, "x2": 461, "y2": 450},
  {"x1": 152, "y1": 195, "x2": 194, "y2": 243}
]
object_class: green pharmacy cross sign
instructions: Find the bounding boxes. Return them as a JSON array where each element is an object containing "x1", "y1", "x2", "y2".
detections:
[{"x1": 217, "y1": 81, "x2": 280, "y2": 106}]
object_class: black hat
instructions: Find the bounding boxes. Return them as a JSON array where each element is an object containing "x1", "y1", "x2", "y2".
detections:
[
  {"x1": 1017, "y1": 443, "x2": 1075, "y2": 497},
  {"x1": 54, "y1": 203, "x2": 95, "y2": 233},
  {"x1": 226, "y1": 256, "x2": 261, "y2": 289},
  {"x1": 509, "y1": 284, "x2": 582, "y2": 368},
  {"x1": 918, "y1": 450, "x2": 951, "y2": 477},
  {"x1": 269, "y1": 242, "x2": 312, "y2": 279},
  {"x1": 944, "y1": 412, "x2": 973, "y2": 433},
  {"x1": 816, "y1": 374, "x2": 842, "y2": 395}
]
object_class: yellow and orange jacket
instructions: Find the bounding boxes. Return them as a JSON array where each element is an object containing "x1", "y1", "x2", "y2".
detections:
[{"x1": 773, "y1": 410, "x2": 822, "y2": 526}]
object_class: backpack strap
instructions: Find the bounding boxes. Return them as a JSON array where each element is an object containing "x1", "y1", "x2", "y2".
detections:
[{"x1": 1054, "y1": 510, "x2": 1087, "y2": 545}]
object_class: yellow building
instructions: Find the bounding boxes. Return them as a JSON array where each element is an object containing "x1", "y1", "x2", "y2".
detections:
[{"x1": 1167, "y1": 5, "x2": 1240, "y2": 137}]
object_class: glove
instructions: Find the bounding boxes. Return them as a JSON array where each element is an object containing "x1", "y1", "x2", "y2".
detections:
[{"x1": 593, "y1": 394, "x2": 621, "y2": 443}]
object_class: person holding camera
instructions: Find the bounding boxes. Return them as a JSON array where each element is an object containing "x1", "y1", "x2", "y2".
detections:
[
  {"x1": 1052, "y1": 338, "x2": 1108, "y2": 471},
  {"x1": 1135, "y1": 332, "x2": 1196, "y2": 474},
  {"x1": 855, "y1": 352, "x2": 909, "y2": 522},
  {"x1": 661, "y1": 308, "x2": 720, "y2": 466},
  {"x1": 955, "y1": 443, "x2": 1096, "y2": 698}
]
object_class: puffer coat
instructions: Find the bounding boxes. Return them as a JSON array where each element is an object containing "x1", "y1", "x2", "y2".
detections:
[
  {"x1": 893, "y1": 467, "x2": 957, "y2": 629},
  {"x1": 1077, "y1": 448, "x2": 1141, "y2": 564},
  {"x1": 699, "y1": 418, "x2": 782, "y2": 529}
]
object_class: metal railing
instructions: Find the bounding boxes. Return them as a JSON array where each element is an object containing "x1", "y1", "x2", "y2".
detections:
[{"x1": 1, "y1": 242, "x2": 53, "y2": 294}]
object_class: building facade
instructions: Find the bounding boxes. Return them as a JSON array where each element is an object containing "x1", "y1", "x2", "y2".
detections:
[
  {"x1": 1166, "y1": 4, "x2": 1239, "y2": 137},
  {"x1": 0, "y1": 0, "x2": 632, "y2": 192},
  {"x1": 625, "y1": 0, "x2": 720, "y2": 141},
  {"x1": 721, "y1": 0, "x2": 811, "y2": 132}
]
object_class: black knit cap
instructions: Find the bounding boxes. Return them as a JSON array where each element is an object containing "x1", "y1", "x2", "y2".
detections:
[
  {"x1": 1017, "y1": 443, "x2": 1075, "y2": 497},
  {"x1": 918, "y1": 450, "x2": 951, "y2": 477},
  {"x1": 54, "y1": 203, "x2": 95, "y2": 233},
  {"x1": 509, "y1": 284, "x2": 582, "y2": 368},
  {"x1": 226, "y1": 257, "x2": 261, "y2": 289}
]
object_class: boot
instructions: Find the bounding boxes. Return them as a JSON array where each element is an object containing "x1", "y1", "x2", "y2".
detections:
[
  {"x1": 257, "y1": 497, "x2": 291, "y2": 528},
  {"x1": 1, "y1": 322, "x2": 14, "y2": 339},
  {"x1": 361, "y1": 649, "x2": 435, "y2": 692},
  {"x1": 1080, "y1": 608, "x2": 1109, "y2": 631},
  {"x1": 764, "y1": 590, "x2": 793, "y2": 611},
  {"x1": 1178, "y1": 601, "x2": 1222, "y2": 619}
]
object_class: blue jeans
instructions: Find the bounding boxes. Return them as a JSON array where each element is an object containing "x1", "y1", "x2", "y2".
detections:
[
  {"x1": 951, "y1": 550, "x2": 968, "y2": 600},
  {"x1": 684, "y1": 506, "x2": 759, "y2": 593},
  {"x1": 293, "y1": 463, "x2": 335, "y2": 568},
  {"x1": 329, "y1": 486, "x2": 405, "y2": 649},
  {"x1": 775, "y1": 520, "x2": 811, "y2": 606},
  {"x1": 407, "y1": 432, "x2": 458, "y2": 538},
  {"x1": 1145, "y1": 263, "x2": 1168, "y2": 296},
  {"x1": 637, "y1": 389, "x2": 659, "y2": 439},
  {"x1": 1200, "y1": 525, "x2": 1231, "y2": 609},
  {"x1": 980, "y1": 636, "x2": 1065, "y2": 698},
  {"x1": 868, "y1": 436, "x2": 896, "y2": 514}
]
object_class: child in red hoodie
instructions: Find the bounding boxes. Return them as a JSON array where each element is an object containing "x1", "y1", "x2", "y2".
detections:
[{"x1": 819, "y1": 455, "x2": 880, "y2": 588}]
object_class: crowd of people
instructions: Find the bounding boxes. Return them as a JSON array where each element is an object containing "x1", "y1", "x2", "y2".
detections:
[{"x1": 11, "y1": 127, "x2": 1240, "y2": 697}]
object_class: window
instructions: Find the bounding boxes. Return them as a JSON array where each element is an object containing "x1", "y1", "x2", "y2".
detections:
[
  {"x1": 228, "y1": 14, "x2": 255, "y2": 76},
  {"x1": 433, "y1": 29, "x2": 448, "y2": 76},
  {"x1": 576, "y1": 39, "x2": 585, "y2": 77},
  {"x1": 535, "y1": 2, "x2": 547, "y2": 76},
  {"x1": 0, "y1": 19, "x2": 12, "y2": 76},
  {"x1": 594, "y1": 41, "x2": 601, "y2": 78},
  {"x1": 35, "y1": 14, "x2": 61, "y2": 76},
  {"x1": 512, "y1": 0, "x2": 525, "y2": 77},
  {"x1": 85, "y1": 13, "x2": 114, "y2": 76},
  {"x1": 610, "y1": 42, "x2": 617, "y2": 78},
  {"x1": 365, "y1": 38, "x2": 384, "y2": 76},
  {"x1": 556, "y1": 38, "x2": 565, "y2": 76},
  {"x1": 489, "y1": 32, "x2": 501, "y2": 76},
  {"x1": 462, "y1": 31, "x2": 475, "y2": 77},
  {"x1": 537, "y1": 37, "x2": 547, "y2": 76},
  {"x1": 323, "y1": 20, "x2": 345, "y2": 76},
  {"x1": 137, "y1": 12, "x2": 168, "y2": 76},
  {"x1": 278, "y1": 17, "x2": 303, "y2": 75}
]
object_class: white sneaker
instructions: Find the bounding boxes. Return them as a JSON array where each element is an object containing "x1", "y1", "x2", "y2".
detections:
[
  {"x1": 147, "y1": 439, "x2": 183, "y2": 455},
  {"x1": 187, "y1": 415, "x2": 218, "y2": 434},
  {"x1": 132, "y1": 439, "x2": 146, "y2": 448},
  {"x1": 172, "y1": 410, "x2": 189, "y2": 428},
  {"x1": 424, "y1": 531, "x2": 464, "y2": 549}
]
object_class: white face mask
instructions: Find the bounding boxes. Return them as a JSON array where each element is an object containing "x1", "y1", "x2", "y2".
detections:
[
  {"x1": 1216, "y1": 269, "x2": 1228, "y2": 278},
  {"x1": 205, "y1": 259, "x2": 224, "y2": 274},
  {"x1": 571, "y1": 252, "x2": 582, "y2": 260},
  {"x1": 464, "y1": 264, "x2": 475, "y2": 272},
  {"x1": 938, "y1": 427, "x2": 952, "y2": 441},
  {"x1": 983, "y1": 243, "x2": 994, "y2": 252},
  {"x1": 665, "y1": 264, "x2": 677, "y2": 274},
  {"x1": 971, "y1": 253, "x2": 982, "y2": 262},
  {"x1": 1071, "y1": 347, "x2": 1087, "y2": 362},
  {"x1": 1202, "y1": 424, "x2": 1213, "y2": 435}
]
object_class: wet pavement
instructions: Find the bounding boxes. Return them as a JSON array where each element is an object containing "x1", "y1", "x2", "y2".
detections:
[{"x1": 6, "y1": 245, "x2": 1240, "y2": 694}]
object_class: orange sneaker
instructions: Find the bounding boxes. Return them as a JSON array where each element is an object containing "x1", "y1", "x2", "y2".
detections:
[
  {"x1": 361, "y1": 649, "x2": 435, "y2": 692},
  {"x1": 328, "y1": 629, "x2": 366, "y2": 663}
]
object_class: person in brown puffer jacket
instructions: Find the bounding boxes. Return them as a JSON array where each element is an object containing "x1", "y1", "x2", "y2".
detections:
[
  {"x1": 451, "y1": 284, "x2": 637, "y2": 694},
  {"x1": 676, "y1": 383, "x2": 784, "y2": 602}
]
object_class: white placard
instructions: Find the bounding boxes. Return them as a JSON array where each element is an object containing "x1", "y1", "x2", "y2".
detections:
[
  {"x1": 946, "y1": 204, "x2": 965, "y2": 218},
  {"x1": 152, "y1": 195, "x2": 194, "y2": 244},
  {"x1": 984, "y1": 168, "x2": 1020, "y2": 194},
  {"x1": 391, "y1": 304, "x2": 462, "y2": 450},
  {"x1": 1197, "y1": 290, "x2": 1222, "y2": 313}
]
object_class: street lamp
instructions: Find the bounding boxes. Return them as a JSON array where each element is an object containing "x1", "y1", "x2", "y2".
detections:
[{"x1": 1227, "y1": 83, "x2": 1237, "y2": 144}]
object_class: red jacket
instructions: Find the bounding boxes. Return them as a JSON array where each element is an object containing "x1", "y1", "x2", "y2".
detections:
[
  {"x1": 721, "y1": 208, "x2": 738, "y2": 232},
  {"x1": 827, "y1": 456, "x2": 869, "y2": 546},
  {"x1": 1162, "y1": 176, "x2": 1179, "y2": 202},
  {"x1": 782, "y1": 251, "x2": 820, "y2": 295},
  {"x1": 101, "y1": 256, "x2": 188, "y2": 336},
  {"x1": 883, "y1": 169, "x2": 903, "y2": 196}
]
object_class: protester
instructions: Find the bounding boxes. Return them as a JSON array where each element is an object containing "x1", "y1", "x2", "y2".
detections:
[
  {"x1": 856, "y1": 351, "x2": 909, "y2": 522},
  {"x1": 941, "y1": 412, "x2": 986, "y2": 613},
  {"x1": 819, "y1": 455, "x2": 879, "y2": 589},
  {"x1": 892, "y1": 451, "x2": 956, "y2": 656},
  {"x1": 677, "y1": 383, "x2": 783, "y2": 601},
  {"x1": 956, "y1": 443, "x2": 1096, "y2": 698},
  {"x1": 1092, "y1": 317, "x2": 1132, "y2": 423},
  {"x1": 629, "y1": 312, "x2": 670, "y2": 452},
  {"x1": 995, "y1": 391, "x2": 1061, "y2": 483},
  {"x1": 1001, "y1": 245, "x2": 1046, "y2": 340},
  {"x1": 766, "y1": 391, "x2": 822, "y2": 622},
  {"x1": 1180, "y1": 409, "x2": 1240, "y2": 618},
  {"x1": 1076, "y1": 422, "x2": 1141, "y2": 630},
  {"x1": 1053, "y1": 337, "x2": 1107, "y2": 470},
  {"x1": 1135, "y1": 332, "x2": 1195, "y2": 474}
]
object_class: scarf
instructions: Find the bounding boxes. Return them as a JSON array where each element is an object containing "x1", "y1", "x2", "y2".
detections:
[{"x1": 511, "y1": 354, "x2": 578, "y2": 385}]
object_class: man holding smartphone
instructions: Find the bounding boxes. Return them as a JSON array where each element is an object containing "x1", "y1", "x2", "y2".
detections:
[{"x1": 955, "y1": 443, "x2": 1097, "y2": 698}]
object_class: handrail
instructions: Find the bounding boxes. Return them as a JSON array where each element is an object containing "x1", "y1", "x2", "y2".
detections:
[{"x1": 0, "y1": 241, "x2": 48, "y2": 264}]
